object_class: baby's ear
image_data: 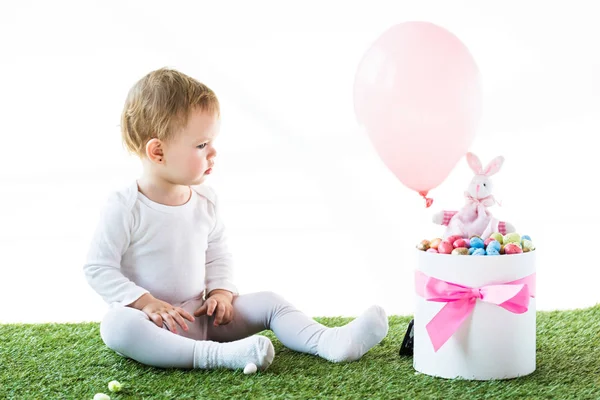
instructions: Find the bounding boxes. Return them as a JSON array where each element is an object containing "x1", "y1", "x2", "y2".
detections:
[
  {"x1": 483, "y1": 156, "x2": 505, "y2": 176},
  {"x1": 466, "y1": 152, "x2": 483, "y2": 174}
]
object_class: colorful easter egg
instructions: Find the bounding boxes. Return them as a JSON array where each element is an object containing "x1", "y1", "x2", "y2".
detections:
[
  {"x1": 504, "y1": 243, "x2": 523, "y2": 254},
  {"x1": 489, "y1": 232, "x2": 504, "y2": 244},
  {"x1": 487, "y1": 248, "x2": 500, "y2": 256},
  {"x1": 430, "y1": 238, "x2": 442, "y2": 249},
  {"x1": 470, "y1": 237, "x2": 485, "y2": 249},
  {"x1": 108, "y1": 381, "x2": 122, "y2": 393},
  {"x1": 522, "y1": 239, "x2": 534, "y2": 251},
  {"x1": 452, "y1": 247, "x2": 469, "y2": 255},
  {"x1": 504, "y1": 233, "x2": 521, "y2": 244},
  {"x1": 446, "y1": 235, "x2": 464, "y2": 247},
  {"x1": 472, "y1": 248, "x2": 486, "y2": 256},
  {"x1": 417, "y1": 239, "x2": 430, "y2": 251},
  {"x1": 453, "y1": 238, "x2": 470, "y2": 248},
  {"x1": 486, "y1": 240, "x2": 501, "y2": 253},
  {"x1": 427, "y1": 248, "x2": 439, "y2": 253},
  {"x1": 438, "y1": 240, "x2": 454, "y2": 254},
  {"x1": 468, "y1": 247, "x2": 476, "y2": 255},
  {"x1": 521, "y1": 235, "x2": 532, "y2": 241}
]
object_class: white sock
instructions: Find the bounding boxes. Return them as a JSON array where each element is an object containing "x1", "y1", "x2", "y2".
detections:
[
  {"x1": 193, "y1": 335, "x2": 275, "y2": 371},
  {"x1": 317, "y1": 305, "x2": 388, "y2": 363}
]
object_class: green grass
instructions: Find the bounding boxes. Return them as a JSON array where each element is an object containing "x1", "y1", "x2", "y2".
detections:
[{"x1": 2, "y1": 306, "x2": 600, "y2": 400}]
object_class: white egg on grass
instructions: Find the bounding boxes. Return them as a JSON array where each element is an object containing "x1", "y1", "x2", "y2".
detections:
[{"x1": 243, "y1": 363, "x2": 257, "y2": 375}]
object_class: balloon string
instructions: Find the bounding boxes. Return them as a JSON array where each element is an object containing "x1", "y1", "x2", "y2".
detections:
[{"x1": 419, "y1": 191, "x2": 433, "y2": 208}]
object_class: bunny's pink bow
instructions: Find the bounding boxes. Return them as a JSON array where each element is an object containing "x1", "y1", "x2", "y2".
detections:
[
  {"x1": 464, "y1": 192, "x2": 499, "y2": 207},
  {"x1": 415, "y1": 270, "x2": 536, "y2": 352}
]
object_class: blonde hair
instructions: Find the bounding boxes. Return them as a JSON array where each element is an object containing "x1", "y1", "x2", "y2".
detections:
[{"x1": 121, "y1": 67, "x2": 220, "y2": 157}]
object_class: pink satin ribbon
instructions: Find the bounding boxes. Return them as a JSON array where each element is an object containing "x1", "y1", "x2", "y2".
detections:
[
  {"x1": 415, "y1": 270, "x2": 536, "y2": 352},
  {"x1": 463, "y1": 192, "x2": 498, "y2": 207}
]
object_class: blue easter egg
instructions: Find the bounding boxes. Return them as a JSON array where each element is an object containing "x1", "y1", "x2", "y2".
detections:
[
  {"x1": 522, "y1": 235, "x2": 532, "y2": 241},
  {"x1": 472, "y1": 248, "x2": 486, "y2": 256},
  {"x1": 468, "y1": 247, "x2": 476, "y2": 255},
  {"x1": 470, "y1": 237, "x2": 485, "y2": 249},
  {"x1": 487, "y1": 248, "x2": 500, "y2": 256},
  {"x1": 486, "y1": 240, "x2": 501, "y2": 252}
]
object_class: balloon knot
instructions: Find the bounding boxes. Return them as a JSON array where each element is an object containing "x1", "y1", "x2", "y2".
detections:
[{"x1": 419, "y1": 191, "x2": 433, "y2": 208}]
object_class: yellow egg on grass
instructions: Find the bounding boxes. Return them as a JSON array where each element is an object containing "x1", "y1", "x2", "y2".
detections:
[{"x1": 108, "y1": 380, "x2": 122, "y2": 393}]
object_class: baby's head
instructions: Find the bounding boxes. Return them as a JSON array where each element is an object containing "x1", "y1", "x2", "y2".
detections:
[{"x1": 121, "y1": 67, "x2": 220, "y2": 186}]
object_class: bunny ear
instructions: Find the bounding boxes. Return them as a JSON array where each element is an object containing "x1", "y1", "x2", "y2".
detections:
[
  {"x1": 466, "y1": 152, "x2": 483, "y2": 174},
  {"x1": 483, "y1": 156, "x2": 505, "y2": 176}
]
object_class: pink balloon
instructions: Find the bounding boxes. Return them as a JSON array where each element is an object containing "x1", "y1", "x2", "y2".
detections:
[{"x1": 354, "y1": 22, "x2": 482, "y2": 201}]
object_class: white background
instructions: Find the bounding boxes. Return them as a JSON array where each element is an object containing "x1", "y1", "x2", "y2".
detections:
[{"x1": 1, "y1": 0, "x2": 598, "y2": 323}]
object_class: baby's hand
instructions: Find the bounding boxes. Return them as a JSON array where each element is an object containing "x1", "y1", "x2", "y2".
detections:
[
  {"x1": 194, "y1": 290, "x2": 234, "y2": 326},
  {"x1": 131, "y1": 293, "x2": 195, "y2": 334}
]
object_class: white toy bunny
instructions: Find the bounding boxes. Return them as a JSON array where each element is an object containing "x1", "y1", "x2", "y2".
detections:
[{"x1": 432, "y1": 152, "x2": 515, "y2": 239}]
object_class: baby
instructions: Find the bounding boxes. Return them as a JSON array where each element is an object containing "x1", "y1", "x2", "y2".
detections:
[{"x1": 83, "y1": 67, "x2": 389, "y2": 371}]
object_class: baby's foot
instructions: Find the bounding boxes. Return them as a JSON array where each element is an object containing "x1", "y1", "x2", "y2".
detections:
[
  {"x1": 194, "y1": 335, "x2": 275, "y2": 371},
  {"x1": 317, "y1": 305, "x2": 388, "y2": 362}
]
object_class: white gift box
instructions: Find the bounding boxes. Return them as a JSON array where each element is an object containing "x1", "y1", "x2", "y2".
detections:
[{"x1": 413, "y1": 250, "x2": 536, "y2": 380}]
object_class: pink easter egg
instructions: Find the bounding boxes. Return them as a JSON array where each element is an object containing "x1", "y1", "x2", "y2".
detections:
[
  {"x1": 453, "y1": 238, "x2": 470, "y2": 248},
  {"x1": 427, "y1": 248, "x2": 438, "y2": 253},
  {"x1": 504, "y1": 243, "x2": 523, "y2": 254},
  {"x1": 438, "y1": 240, "x2": 454, "y2": 254},
  {"x1": 446, "y1": 235, "x2": 464, "y2": 247}
]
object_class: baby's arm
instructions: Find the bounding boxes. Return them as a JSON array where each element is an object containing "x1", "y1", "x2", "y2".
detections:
[
  {"x1": 83, "y1": 197, "x2": 148, "y2": 306},
  {"x1": 83, "y1": 196, "x2": 194, "y2": 332},
  {"x1": 204, "y1": 194, "x2": 238, "y2": 298}
]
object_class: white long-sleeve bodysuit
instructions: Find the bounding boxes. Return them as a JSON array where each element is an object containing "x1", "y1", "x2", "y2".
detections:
[{"x1": 84, "y1": 182, "x2": 236, "y2": 307}]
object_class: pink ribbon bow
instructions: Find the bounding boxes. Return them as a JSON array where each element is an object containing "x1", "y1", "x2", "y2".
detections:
[
  {"x1": 464, "y1": 192, "x2": 499, "y2": 207},
  {"x1": 415, "y1": 271, "x2": 536, "y2": 352}
]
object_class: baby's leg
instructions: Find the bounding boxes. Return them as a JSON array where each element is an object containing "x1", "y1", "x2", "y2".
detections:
[
  {"x1": 206, "y1": 291, "x2": 389, "y2": 362},
  {"x1": 100, "y1": 302, "x2": 273, "y2": 370},
  {"x1": 206, "y1": 291, "x2": 325, "y2": 354}
]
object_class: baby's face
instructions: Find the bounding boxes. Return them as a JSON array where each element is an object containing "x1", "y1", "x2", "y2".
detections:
[{"x1": 163, "y1": 109, "x2": 220, "y2": 186}]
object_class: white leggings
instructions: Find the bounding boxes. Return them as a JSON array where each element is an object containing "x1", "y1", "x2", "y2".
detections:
[{"x1": 100, "y1": 291, "x2": 328, "y2": 368}]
